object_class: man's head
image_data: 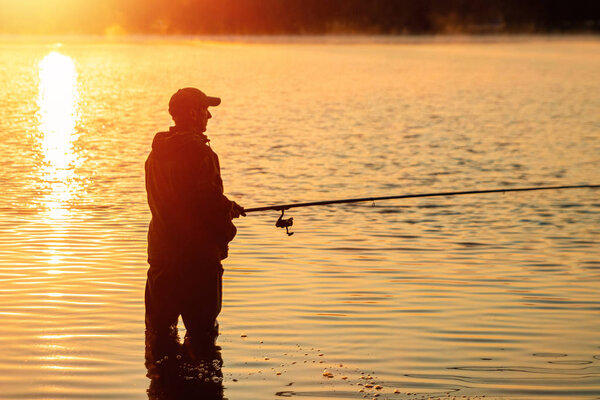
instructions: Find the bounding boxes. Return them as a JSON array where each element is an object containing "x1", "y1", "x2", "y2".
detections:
[{"x1": 169, "y1": 87, "x2": 221, "y2": 133}]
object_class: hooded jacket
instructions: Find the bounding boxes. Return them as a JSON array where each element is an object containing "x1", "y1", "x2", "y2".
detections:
[{"x1": 145, "y1": 127, "x2": 236, "y2": 263}]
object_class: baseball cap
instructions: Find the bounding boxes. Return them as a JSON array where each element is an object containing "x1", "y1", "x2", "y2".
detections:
[{"x1": 168, "y1": 87, "x2": 221, "y2": 116}]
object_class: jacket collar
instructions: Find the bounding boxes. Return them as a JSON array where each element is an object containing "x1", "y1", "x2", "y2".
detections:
[{"x1": 169, "y1": 126, "x2": 210, "y2": 144}]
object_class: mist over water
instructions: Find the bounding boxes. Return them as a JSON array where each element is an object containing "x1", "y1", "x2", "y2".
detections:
[{"x1": 0, "y1": 36, "x2": 599, "y2": 399}]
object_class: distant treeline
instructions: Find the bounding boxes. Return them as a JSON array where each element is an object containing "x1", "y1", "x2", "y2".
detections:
[
  {"x1": 128, "y1": 0, "x2": 600, "y2": 34},
  {"x1": 2, "y1": 0, "x2": 600, "y2": 35}
]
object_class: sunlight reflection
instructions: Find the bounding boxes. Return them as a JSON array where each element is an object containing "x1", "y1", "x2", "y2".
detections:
[
  {"x1": 45, "y1": 249, "x2": 62, "y2": 265},
  {"x1": 36, "y1": 51, "x2": 83, "y2": 219}
]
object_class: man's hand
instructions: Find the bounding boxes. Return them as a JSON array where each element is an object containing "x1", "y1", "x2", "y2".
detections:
[{"x1": 231, "y1": 201, "x2": 246, "y2": 218}]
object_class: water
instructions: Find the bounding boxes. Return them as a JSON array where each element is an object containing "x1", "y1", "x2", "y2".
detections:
[{"x1": 0, "y1": 36, "x2": 599, "y2": 399}]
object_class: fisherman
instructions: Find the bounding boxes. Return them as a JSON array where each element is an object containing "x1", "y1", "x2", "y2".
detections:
[{"x1": 144, "y1": 87, "x2": 244, "y2": 361}]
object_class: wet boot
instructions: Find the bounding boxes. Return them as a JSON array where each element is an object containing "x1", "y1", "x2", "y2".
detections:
[
  {"x1": 145, "y1": 327, "x2": 182, "y2": 379},
  {"x1": 182, "y1": 324, "x2": 220, "y2": 364}
]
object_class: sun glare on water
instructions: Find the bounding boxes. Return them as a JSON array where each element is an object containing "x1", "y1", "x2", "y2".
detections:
[{"x1": 36, "y1": 51, "x2": 83, "y2": 219}]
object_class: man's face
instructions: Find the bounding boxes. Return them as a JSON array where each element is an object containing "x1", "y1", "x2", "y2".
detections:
[{"x1": 191, "y1": 105, "x2": 212, "y2": 132}]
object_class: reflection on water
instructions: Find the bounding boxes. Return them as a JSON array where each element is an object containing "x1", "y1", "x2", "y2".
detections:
[
  {"x1": 145, "y1": 330, "x2": 224, "y2": 400},
  {"x1": 36, "y1": 51, "x2": 83, "y2": 220}
]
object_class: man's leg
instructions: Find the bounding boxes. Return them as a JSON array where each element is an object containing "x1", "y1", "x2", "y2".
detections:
[
  {"x1": 145, "y1": 264, "x2": 182, "y2": 372},
  {"x1": 180, "y1": 259, "x2": 223, "y2": 358}
]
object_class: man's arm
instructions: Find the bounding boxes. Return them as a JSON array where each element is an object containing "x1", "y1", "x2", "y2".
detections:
[{"x1": 187, "y1": 146, "x2": 242, "y2": 257}]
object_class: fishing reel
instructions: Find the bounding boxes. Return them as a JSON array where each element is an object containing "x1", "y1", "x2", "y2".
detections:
[{"x1": 275, "y1": 209, "x2": 294, "y2": 236}]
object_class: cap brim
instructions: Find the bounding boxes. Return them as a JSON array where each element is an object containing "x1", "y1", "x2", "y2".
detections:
[{"x1": 205, "y1": 96, "x2": 221, "y2": 107}]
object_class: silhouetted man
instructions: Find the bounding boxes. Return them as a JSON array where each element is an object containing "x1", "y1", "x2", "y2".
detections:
[{"x1": 145, "y1": 88, "x2": 244, "y2": 363}]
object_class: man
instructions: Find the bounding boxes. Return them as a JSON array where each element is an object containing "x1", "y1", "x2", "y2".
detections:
[{"x1": 145, "y1": 87, "x2": 244, "y2": 361}]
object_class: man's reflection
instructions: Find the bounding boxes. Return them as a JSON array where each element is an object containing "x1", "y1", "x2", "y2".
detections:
[{"x1": 145, "y1": 329, "x2": 224, "y2": 400}]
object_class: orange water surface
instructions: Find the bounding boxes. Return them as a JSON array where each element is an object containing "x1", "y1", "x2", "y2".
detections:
[{"x1": 0, "y1": 36, "x2": 599, "y2": 399}]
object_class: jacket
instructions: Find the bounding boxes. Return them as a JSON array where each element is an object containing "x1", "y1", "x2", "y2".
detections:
[{"x1": 145, "y1": 127, "x2": 236, "y2": 263}]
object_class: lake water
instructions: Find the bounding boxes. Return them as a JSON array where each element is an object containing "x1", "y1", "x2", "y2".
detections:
[{"x1": 0, "y1": 36, "x2": 599, "y2": 400}]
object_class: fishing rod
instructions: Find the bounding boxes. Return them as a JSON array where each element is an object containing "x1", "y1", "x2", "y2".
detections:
[{"x1": 243, "y1": 184, "x2": 600, "y2": 236}]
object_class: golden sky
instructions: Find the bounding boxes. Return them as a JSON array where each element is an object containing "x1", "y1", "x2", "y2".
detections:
[
  {"x1": 1, "y1": 0, "x2": 598, "y2": 35},
  {"x1": 0, "y1": 0, "x2": 116, "y2": 34}
]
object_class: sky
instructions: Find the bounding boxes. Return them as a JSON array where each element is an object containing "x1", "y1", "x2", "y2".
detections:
[{"x1": 1, "y1": 0, "x2": 599, "y2": 35}]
